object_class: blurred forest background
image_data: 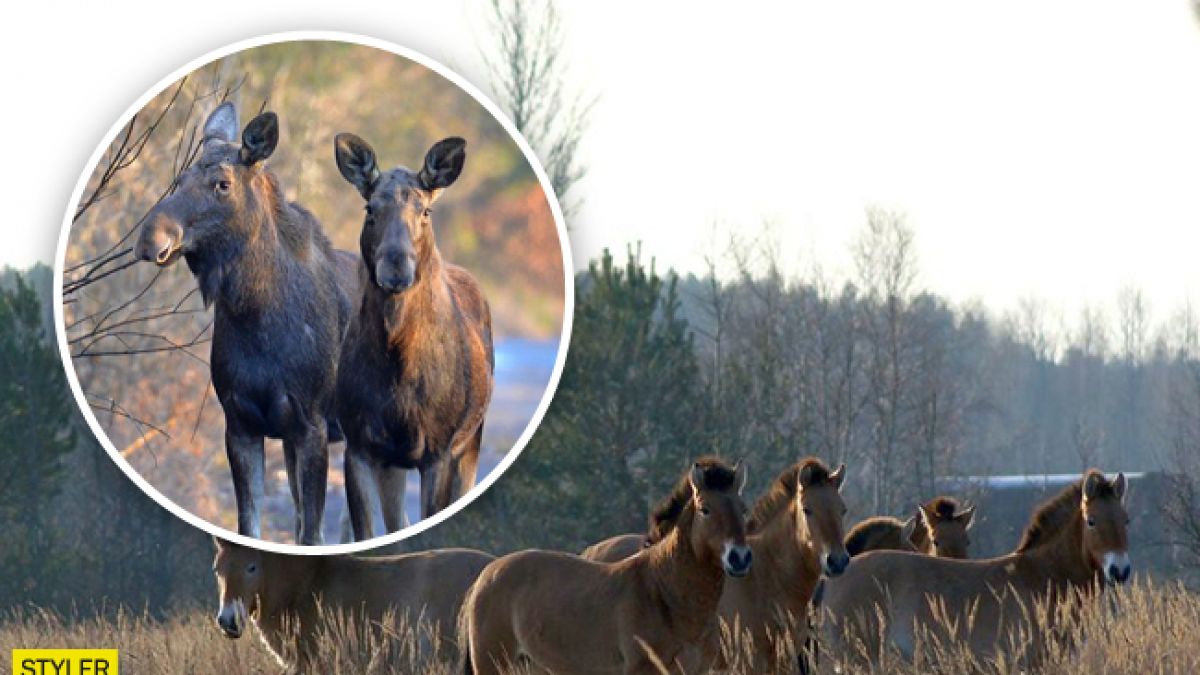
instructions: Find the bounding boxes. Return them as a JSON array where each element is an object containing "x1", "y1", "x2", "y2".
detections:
[
  {"x1": 60, "y1": 41, "x2": 565, "y2": 541},
  {"x1": 3, "y1": 0, "x2": 1200, "y2": 629}
]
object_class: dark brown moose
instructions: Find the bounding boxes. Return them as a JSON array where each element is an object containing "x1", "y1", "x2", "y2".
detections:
[
  {"x1": 135, "y1": 102, "x2": 357, "y2": 544},
  {"x1": 333, "y1": 133, "x2": 494, "y2": 539}
]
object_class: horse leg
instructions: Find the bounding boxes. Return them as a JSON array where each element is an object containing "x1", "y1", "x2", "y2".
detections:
[
  {"x1": 290, "y1": 420, "x2": 328, "y2": 545},
  {"x1": 344, "y1": 447, "x2": 377, "y2": 541},
  {"x1": 225, "y1": 430, "x2": 265, "y2": 538},
  {"x1": 375, "y1": 464, "x2": 410, "y2": 533}
]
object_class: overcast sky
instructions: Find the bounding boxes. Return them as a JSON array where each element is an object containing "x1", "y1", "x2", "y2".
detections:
[{"x1": 7, "y1": 1, "x2": 1199, "y2": 324}]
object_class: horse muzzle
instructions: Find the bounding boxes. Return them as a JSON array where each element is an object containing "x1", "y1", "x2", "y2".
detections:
[
  {"x1": 1103, "y1": 551, "x2": 1132, "y2": 585},
  {"x1": 723, "y1": 543, "x2": 753, "y2": 577},
  {"x1": 216, "y1": 599, "x2": 246, "y2": 639},
  {"x1": 823, "y1": 551, "x2": 850, "y2": 577}
]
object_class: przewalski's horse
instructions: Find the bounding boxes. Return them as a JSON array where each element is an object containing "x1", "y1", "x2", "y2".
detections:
[
  {"x1": 135, "y1": 103, "x2": 357, "y2": 544},
  {"x1": 212, "y1": 537, "x2": 493, "y2": 671},
  {"x1": 586, "y1": 458, "x2": 851, "y2": 673},
  {"x1": 845, "y1": 497, "x2": 975, "y2": 558},
  {"x1": 822, "y1": 470, "x2": 1130, "y2": 667},
  {"x1": 461, "y1": 458, "x2": 752, "y2": 674},
  {"x1": 332, "y1": 133, "x2": 494, "y2": 538}
]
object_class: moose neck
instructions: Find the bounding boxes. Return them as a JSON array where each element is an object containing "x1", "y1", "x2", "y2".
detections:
[
  {"x1": 190, "y1": 180, "x2": 298, "y2": 315},
  {"x1": 644, "y1": 509, "x2": 726, "y2": 639},
  {"x1": 363, "y1": 247, "x2": 454, "y2": 357}
]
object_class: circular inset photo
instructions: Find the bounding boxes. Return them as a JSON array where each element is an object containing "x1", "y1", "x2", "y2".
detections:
[{"x1": 55, "y1": 33, "x2": 571, "y2": 552}]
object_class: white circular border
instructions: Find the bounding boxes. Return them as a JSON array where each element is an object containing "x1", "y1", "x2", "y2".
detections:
[{"x1": 53, "y1": 31, "x2": 574, "y2": 556}]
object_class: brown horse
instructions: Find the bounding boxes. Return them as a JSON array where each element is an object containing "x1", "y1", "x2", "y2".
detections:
[
  {"x1": 212, "y1": 538, "x2": 493, "y2": 671},
  {"x1": 333, "y1": 133, "x2": 494, "y2": 537},
  {"x1": 461, "y1": 458, "x2": 751, "y2": 674},
  {"x1": 822, "y1": 470, "x2": 1130, "y2": 667},
  {"x1": 584, "y1": 458, "x2": 851, "y2": 674},
  {"x1": 844, "y1": 497, "x2": 975, "y2": 558}
]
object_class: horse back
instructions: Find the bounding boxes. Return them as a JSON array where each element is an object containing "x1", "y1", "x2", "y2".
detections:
[{"x1": 580, "y1": 533, "x2": 646, "y2": 563}]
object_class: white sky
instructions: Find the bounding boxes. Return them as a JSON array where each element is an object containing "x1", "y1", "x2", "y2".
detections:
[{"x1": 6, "y1": 1, "x2": 1200, "y2": 323}]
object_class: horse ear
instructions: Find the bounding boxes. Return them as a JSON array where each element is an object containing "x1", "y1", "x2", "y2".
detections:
[
  {"x1": 689, "y1": 462, "x2": 706, "y2": 495},
  {"x1": 1112, "y1": 473, "x2": 1127, "y2": 502},
  {"x1": 335, "y1": 133, "x2": 381, "y2": 199},
  {"x1": 733, "y1": 460, "x2": 748, "y2": 495},
  {"x1": 829, "y1": 463, "x2": 846, "y2": 491},
  {"x1": 418, "y1": 136, "x2": 466, "y2": 192},
  {"x1": 203, "y1": 102, "x2": 238, "y2": 143},
  {"x1": 958, "y1": 504, "x2": 977, "y2": 530},
  {"x1": 918, "y1": 502, "x2": 936, "y2": 527},
  {"x1": 1083, "y1": 472, "x2": 1104, "y2": 501},
  {"x1": 900, "y1": 516, "x2": 919, "y2": 547},
  {"x1": 240, "y1": 111, "x2": 279, "y2": 165}
]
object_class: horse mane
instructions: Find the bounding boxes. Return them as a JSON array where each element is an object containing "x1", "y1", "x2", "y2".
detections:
[
  {"x1": 747, "y1": 457, "x2": 834, "y2": 533},
  {"x1": 924, "y1": 496, "x2": 962, "y2": 520},
  {"x1": 1016, "y1": 470, "x2": 1115, "y2": 552},
  {"x1": 844, "y1": 516, "x2": 904, "y2": 557},
  {"x1": 646, "y1": 456, "x2": 738, "y2": 544}
]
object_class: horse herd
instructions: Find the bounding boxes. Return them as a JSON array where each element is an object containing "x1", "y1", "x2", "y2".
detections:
[
  {"x1": 211, "y1": 457, "x2": 1133, "y2": 673},
  {"x1": 132, "y1": 102, "x2": 495, "y2": 543}
]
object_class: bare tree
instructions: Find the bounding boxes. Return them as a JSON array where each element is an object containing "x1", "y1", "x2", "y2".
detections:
[{"x1": 485, "y1": 0, "x2": 594, "y2": 219}]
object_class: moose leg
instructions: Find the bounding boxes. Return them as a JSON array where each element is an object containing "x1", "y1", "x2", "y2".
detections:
[
  {"x1": 375, "y1": 464, "x2": 410, "y2": 533},
  {"x1": 226, "y1": 431, "x2": 265, "y2": 539},
  {"x1": 453, "y1": 424, "x2": 483, "y2": 496},
  {"x1": 344, "y1": 447, "x2": 377, "y2": 541},
  {"x1": 282, "y1": 439, "x2": 301, "y2": 539},
  {"x1": 290, "y1": 421, "x2": 328, "y2": 545}
]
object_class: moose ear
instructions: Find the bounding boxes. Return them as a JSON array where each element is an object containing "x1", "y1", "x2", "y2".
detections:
[
  {"x1": 418, "y1": 137, "x2": 466, "y2": 191},
  {"x1": 958, "y1": 504, "x2": 976, "y2": 530},
  {"x1": 212, "y1": 535, "x2": 227, "y2": 552},
  {"x1": 1083, "y1": 472, "x2": 1105, "y2": 501},
  {"x1": 335, "y1": 133, "x2": 381, "y2": 199},
  {"x1": 829, "y1": 463, "x2": 846, "y2": 491},
  {"x1": 1112, "y1": 473, "x2": 1127, "y2": 502},
  {"x1": 240, "y1": 112, "x2": 279, "y2": 165},
  {"x1": 203, "y1": 102, "x2": 239, "y2": 143}
]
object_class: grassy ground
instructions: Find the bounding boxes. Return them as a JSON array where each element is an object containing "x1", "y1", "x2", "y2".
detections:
[{"x1": 3, "y1": 581, "x2": 1199, "y2": 674}]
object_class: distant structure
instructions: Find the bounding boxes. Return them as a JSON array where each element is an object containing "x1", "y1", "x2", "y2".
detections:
[{"x1": 935, "y1": 471, "x2": 1183, "y2": 578}]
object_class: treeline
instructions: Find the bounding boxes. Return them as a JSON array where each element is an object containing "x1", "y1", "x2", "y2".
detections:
[
  {"x1": 3, "y1": 215, "x2": 1199, "y2": 615},
  {"x1": 1, "y1": 266, "x2": 211, "y2": 616},
  {"x1": 414, "y1": 216, "x2": 1200, "y2": 570}
]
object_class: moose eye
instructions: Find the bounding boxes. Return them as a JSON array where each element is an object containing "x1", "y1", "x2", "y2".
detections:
[
  {"x1": 802, "y1": 507, "x2": 813, "y2": 516},
  {"x1": 215, "y1": 179, "x2": 231, "y2": 194},
  {"x1": 423, "y1": 208, "x2": 433, "y2": 218},
  {"x1": 699, "y1": 506, "x2": 711, "y2": 516},
  {"x1": 365, "y1": 205, "x2": 374, "y2": 217},
  {"x1": 246, "y1": 563, "x2": 257, "y2": 574},
  {"x1": 1086, "y1": 518, "x2": 1096, "y2": 528}
]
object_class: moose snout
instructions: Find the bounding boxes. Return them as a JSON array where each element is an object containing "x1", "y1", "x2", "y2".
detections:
[
  {"x1": 723, "y1": 543, "x2": 753, "y2": 577},
  {"x1": 823, "y1": 550, "x2": 850, "y2": 577},
  {"x1": 374, "y1": 249, "x2": 416, "y2": 293},
  {"x1": 135, "y1": 213, "x2": 184, "y2": 266}
]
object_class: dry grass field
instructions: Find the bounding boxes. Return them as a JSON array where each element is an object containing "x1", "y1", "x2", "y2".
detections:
[{"x1": 4, "y1": 580, "x2": 1199, "y2": 674}]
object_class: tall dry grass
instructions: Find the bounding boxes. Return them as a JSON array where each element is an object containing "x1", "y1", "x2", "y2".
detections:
[{"x1": 3, "y1": 580, "x2": 1198, "y2": 674}]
